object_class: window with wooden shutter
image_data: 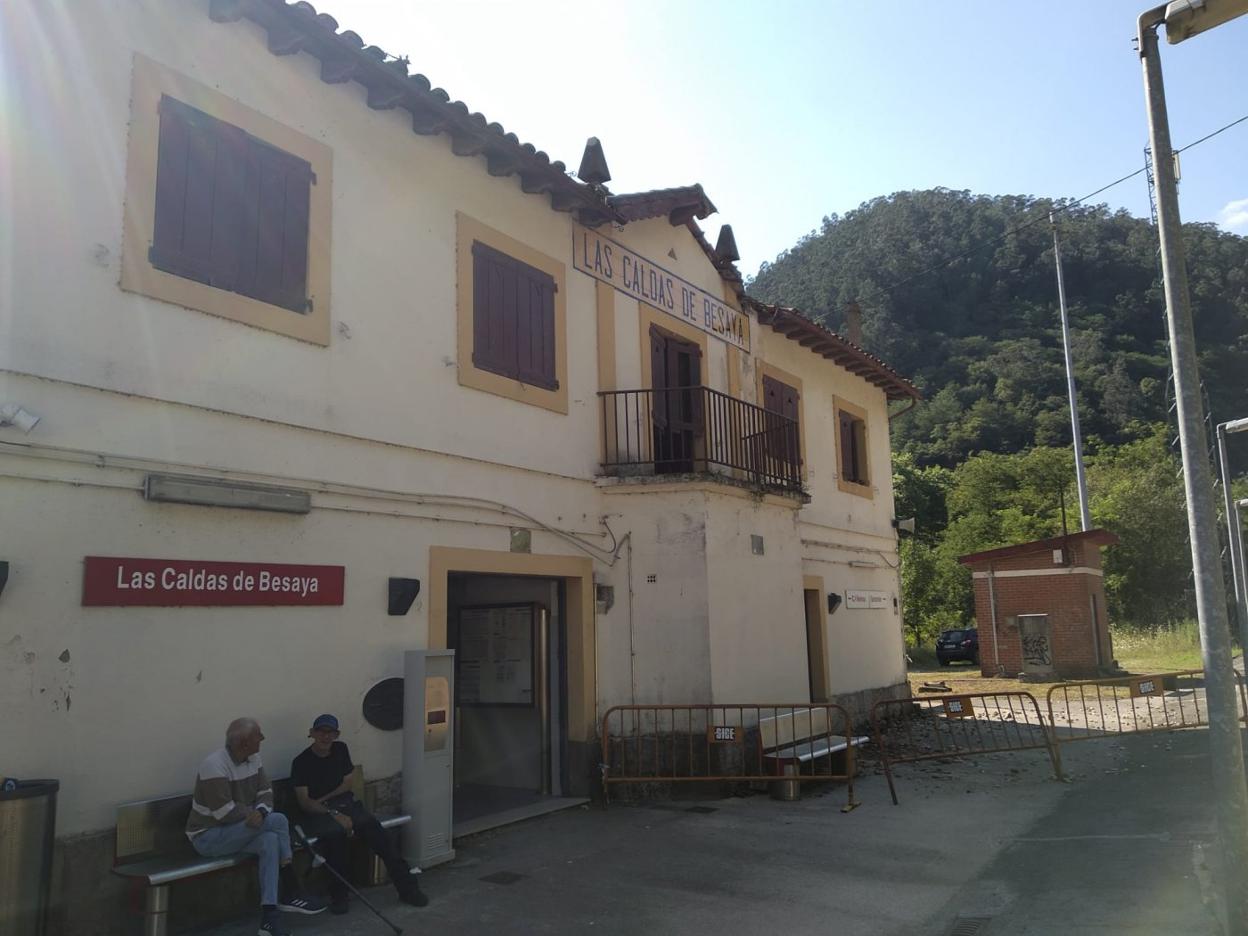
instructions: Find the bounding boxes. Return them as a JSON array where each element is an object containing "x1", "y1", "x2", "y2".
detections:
[
  {"x1": 150, "y1": 96, "x2": 313, "y2": 314},
  {"x1": 471, "y1": 240, "x2": 558, "y2": 391}
]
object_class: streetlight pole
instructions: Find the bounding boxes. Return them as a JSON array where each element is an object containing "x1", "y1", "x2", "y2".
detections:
[
  {"x1": 1051, "y1": 214, "x2": 1092, "y2": 531},
  {"x1": 1138, "y1": 4, "x2": 1248, "y2": 931},
  {"x1": 1217, "y1": 417, "x2": 1248, "y2": 646}
]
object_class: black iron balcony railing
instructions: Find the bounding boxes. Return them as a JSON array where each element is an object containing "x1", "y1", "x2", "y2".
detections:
[{"x1": 598, "y1": 386, "x2": 803, "y2": 495}]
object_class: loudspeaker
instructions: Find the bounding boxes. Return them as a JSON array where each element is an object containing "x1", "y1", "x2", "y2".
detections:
[{"x1": 387, "y1": 577, "x2": 421, "y2": 615}]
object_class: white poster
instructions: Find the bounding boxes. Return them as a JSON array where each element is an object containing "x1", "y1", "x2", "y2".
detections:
[{"x1": 456, "y1": 604, "x2": 534, "y2": 706}]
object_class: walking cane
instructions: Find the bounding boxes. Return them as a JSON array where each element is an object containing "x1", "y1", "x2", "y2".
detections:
[{"x1": 292, "y1": 824, "x2": 403, "y2": 935}]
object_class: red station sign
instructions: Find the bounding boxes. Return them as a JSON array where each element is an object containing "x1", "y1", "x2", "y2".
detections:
[{"x1": 82, "y1": 556, "x2": 345, "y2": 607}]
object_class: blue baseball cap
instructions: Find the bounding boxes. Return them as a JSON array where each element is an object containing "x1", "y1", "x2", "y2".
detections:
[{"x1": 312, "y1": 714, "x2": 339, "y2": 732}]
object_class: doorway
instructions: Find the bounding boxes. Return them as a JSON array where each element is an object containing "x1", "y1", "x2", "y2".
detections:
[
  {"x1": 803, "y1": 587, "x2": 829, "y2": 702},
  {"x1": 446, "y1": 573, "x2": 569, "y2": 831},
  {"x1": 1018, "y1": 614, "x2": 1055, "y2": 677},
  {"x1": 649, "y1": 324, "x2": 702, "y2": 473}
]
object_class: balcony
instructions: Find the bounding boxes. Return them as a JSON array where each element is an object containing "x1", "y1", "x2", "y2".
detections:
[{"x1": 598, "y1": 386, "x2": 804, "y2": 496}]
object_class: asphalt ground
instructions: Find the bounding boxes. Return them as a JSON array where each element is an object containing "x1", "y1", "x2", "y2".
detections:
[{"x1": 198, "y1": 729, "x2": 1233, "y2": 936}]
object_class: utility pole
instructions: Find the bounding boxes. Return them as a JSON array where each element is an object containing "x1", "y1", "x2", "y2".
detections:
[
  {"x1": 1138, "y1": 6, "x2": 1248, "y2": 932},
  {"x1": 1051, "y1": 214, "x2": 1092, "y2": 532}
]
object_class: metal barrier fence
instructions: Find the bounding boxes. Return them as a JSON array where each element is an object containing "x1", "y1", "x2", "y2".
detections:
[
  {"x1": 1046, "y1": 669, "x2": 1248, "y2": 779},
  {"x1": 600, "y1": 703, "x2": 859, "y2": 808},
  {"x1": 870, "y1": 692, "x2": 1058, "y2": 804}
]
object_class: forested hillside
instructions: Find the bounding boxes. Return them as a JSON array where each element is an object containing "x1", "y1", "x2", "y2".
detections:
[
  {"x1": 748, "y1": 190, "x2": 1248, "y2": 639},
  {"x1": 749, "y1": 189, "x2": 1248, "y2": 467}
]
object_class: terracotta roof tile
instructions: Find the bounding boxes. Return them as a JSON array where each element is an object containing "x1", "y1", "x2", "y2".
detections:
[
  {"x1": 608, "y1": 185, "x2": 717, "y2": 224},
  {"x1": 744, "y1": 298, "x2": 922, "y2": 401}
]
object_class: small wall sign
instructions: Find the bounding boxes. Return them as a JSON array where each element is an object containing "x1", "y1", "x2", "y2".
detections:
[
  {"x1": 845, "y1": 589, "x2": 889, "y2": 610},
  {"x1": 707, "y1": 725, "x2": 742, "y2": 744},
  {"x1": 82, "y1": 556, "x2": 345, "y2": 606},
  {"x1": 1130, "y1": 676, "x2": 1163, "y2": 698},
  {"x1": 943, "y1": 696, "x2": 975, "y2": 719}
]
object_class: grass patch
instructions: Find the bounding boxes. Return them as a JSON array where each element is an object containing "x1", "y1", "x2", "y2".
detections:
[{"x1": 1112, "y1": 621, "x2": 1205, "y2": 674}]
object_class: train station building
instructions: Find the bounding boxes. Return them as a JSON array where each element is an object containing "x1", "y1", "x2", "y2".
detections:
[{"x1": 1, "y1": 2, "x2": 919, "y2": 931}]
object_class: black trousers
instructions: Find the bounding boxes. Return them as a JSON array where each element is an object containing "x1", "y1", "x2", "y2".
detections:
[{"x1": 301, "y1": 796, "x2": 403, "y2": 898}]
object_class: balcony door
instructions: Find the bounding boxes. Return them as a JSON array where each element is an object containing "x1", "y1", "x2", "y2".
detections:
[{"x1": 649, "y1": 325, "x2": 701, "y2": 474}]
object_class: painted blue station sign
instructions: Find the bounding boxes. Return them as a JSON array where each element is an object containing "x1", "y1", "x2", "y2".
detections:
[{"x1": 574, "y1": 225, "x2": 751, "y2": 352}]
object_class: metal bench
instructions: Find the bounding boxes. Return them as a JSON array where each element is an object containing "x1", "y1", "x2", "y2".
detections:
[
  {"x1": 758, "y1": 708, "x2": 868, "y2": 778},
  {"x1": 112, "y1": 767, "x2": 409, "y2": 936}
]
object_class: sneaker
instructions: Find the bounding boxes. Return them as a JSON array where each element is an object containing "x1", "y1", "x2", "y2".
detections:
[
  {"x1": 278, "y1": 894, "x2": 327, "y2": 915},
  {"x1": 397, "y1": 877, "x2": 428, "y2": 908},
  {"x1": 258, "y1": 915, "x2": 292, "y2": 936}
]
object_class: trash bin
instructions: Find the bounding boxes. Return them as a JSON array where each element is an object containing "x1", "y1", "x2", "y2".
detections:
[
  {"x1": 771, "y1": 763, "x2": 800, "y2": 801},
  {"x1": 0, "y1": 779, "x2": 59, "y2": 936}
]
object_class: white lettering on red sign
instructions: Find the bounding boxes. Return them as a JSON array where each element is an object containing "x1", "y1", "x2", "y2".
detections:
[{"x1": 84, "y1": 557, "x2": 343, "y2": 607}]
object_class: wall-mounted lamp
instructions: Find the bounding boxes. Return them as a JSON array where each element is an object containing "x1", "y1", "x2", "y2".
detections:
[
  {"x1": 144, "y1": 473, "x2": 311, "y2": 514},
  {"x1": 827, "y1": 592, "x2": 843, "y2": 615},
  {"x1": 595, "y1": 584, "x2": 615, "y2": 613},
  {"x1": 0, "y1": 404, "x2": 40, "y2": 434},
  {"x1": 387, "y1": 578, "x2": 421, "y2": 616}
]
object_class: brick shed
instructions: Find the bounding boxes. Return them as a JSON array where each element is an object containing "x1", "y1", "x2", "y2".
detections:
[{"x1": 959, "y1": 529, "x2": 1119, "y2": 679}]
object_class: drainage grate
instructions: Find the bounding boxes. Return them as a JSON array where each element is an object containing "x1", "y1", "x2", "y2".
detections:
[
  {"x1": 948, "y1": 919, "x2": 992, "y2": 936},
  {"x1": 480, "y1": 871, "x2": 525, "y2": 885},
  {"x1": 687, "y1": 805, "x2": 718, "y2": 814}
]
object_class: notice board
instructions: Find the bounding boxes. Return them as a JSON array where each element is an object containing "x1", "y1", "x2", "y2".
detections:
[{"x1": 456, "y1": 603, "x2": 536, "y2": 707}]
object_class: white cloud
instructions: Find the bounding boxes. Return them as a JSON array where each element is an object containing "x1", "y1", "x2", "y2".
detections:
[{"x1": 1218, "y1": 198, "x2": 1248, "y2": 233}]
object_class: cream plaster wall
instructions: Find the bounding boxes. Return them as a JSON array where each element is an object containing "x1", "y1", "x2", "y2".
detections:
[
  {"x1": 703, "y1": 495, "x2": 809, "y2": 702},
  {"x1": 597, "y1": 488, "x2": 714, "y2": 706},
  {"x1": 0, "y1": 1, "x2": 602, "y2": 480},
  {"x1": 803, "y1": 557, "x2": 908, "y2": 694},
  {"x1": 0, "y1": 373, "x2": 608, "y2": 836}
]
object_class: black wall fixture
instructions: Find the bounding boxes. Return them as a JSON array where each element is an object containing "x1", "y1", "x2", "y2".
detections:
[
  {"x1": 827, "y1": 592, "x2": 843, "y2": 615},
  {"x1": 0, "y1": 561, "x2": 8, "y2": 598},
  {"x1": 387, "y1": 577, "x2": 421, "y2": 615},
  {"x1": 362, "y1": 677, "x2": 405, "y2": 731}
]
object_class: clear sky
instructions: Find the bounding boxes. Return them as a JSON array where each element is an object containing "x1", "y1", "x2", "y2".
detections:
[{"x1": 316, "y1": 1, "x2": 1248, "y2": 278}]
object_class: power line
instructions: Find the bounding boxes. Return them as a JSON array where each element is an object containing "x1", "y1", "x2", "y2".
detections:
[{"x1": 850, "y1": 110, "x2": 1248, "y2": 306}]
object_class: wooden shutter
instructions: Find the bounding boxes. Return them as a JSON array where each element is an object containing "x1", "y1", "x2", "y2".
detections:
[
  {"x1": 241, "y1": 139, "x2": 314, "y2": 313},
  {"x1": 472, "y1": 241, "x2": 515, "y2": 377},
  {"x1": 649, "y1": 327, "x2": 668, "y2": 429},
  {"x1": 150, "y1": 96, "x2": 246, "y2": 289},
  {"x1": 472, "y1": 242, "x2": 557, "y2": 390},
  {"x1": 150, "y1": 96, "x2": 312, "y2": 313},
  {"x1": 839, "y1": 411, "x2": 856, "y2": 480},
  {"x1": 763, "y1": 375, "x2": 798, "y2": 461},
  {"x1": 515, "y1": 262, "x2": 557, "y2": 390},
  {"x1": 852, "y1": 417, "x2": 868, "y2": 483}
]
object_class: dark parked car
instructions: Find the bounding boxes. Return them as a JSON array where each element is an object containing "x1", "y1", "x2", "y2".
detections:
[{"x1": 936, "y1": 628, "x2": 979, "y2": 666}]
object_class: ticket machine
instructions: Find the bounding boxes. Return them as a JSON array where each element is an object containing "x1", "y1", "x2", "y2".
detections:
[{"x1": 401, "y1": 649, "x2": 455, "y2": 868}]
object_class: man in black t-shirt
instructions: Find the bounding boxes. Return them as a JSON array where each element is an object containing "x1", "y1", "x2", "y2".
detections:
[{"x1": 291, "y1": 714, "x2": 428, "y2": 915}]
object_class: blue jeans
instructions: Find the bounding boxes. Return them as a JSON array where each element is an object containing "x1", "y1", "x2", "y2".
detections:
[{"x1": 191, "y1": 811, "x2": 292, "y2": 907}]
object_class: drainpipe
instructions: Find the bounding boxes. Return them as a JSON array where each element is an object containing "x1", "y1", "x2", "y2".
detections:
[
  {"x1": 888, "y1": 398, "x2": 918, "y2": 423},
  {"x1": 986, "y1": 562, "x2": 1002, "y2": 675}
]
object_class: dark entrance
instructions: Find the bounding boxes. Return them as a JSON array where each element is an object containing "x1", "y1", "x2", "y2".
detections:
[
  {"x1": 446, "y1": 573, "x2": 572, "y2": 834},
  {"x1": 649, "y1": 325, "x2": 702, "y2": 474}
]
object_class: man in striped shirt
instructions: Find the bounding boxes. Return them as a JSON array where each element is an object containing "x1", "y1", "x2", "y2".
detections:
[{"x1": 186, "y1": 718, "x2": 325, "y2": 935}]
